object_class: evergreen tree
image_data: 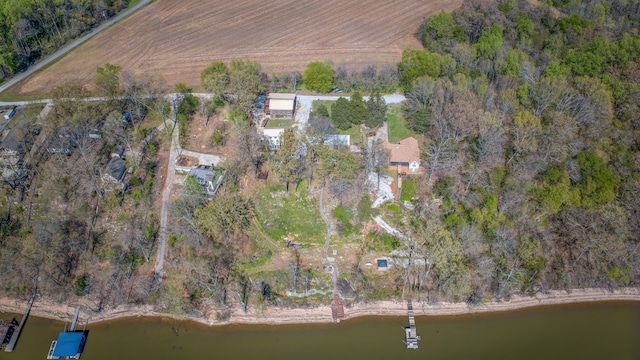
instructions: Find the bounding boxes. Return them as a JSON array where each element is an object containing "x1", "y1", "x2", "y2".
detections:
[
  {"x1": 364, "y1": 91, "x2": 387, "y2": 128},
  {"x1": 331, "y1": 97, "x2": 352, "y2": 130},
  {"x1": 349, "y1": 92, "x2": 365, "y2": 125}
]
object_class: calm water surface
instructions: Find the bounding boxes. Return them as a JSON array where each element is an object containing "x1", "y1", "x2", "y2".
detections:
[{"x1": 1, "y1": 301, "x2": 638, "y2": 360}]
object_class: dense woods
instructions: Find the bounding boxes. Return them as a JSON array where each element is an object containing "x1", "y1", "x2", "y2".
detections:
[
  {"x1": 396, "y1": 0, "x2": 640, "y2": 301},
  {"x1": 1, "y1": 0, "x2": 639, "y2": 317},
  {"x1": 0, "y1": 0, "x2": 133, "y2": 79}
]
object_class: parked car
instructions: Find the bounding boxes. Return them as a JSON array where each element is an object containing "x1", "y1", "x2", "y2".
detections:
[
  {"x1": 335, "y1": 89, "x2": 343, "y2": 93},
  {"x1": 366, "y1": 131, "x2": 376, "y2": 137}
]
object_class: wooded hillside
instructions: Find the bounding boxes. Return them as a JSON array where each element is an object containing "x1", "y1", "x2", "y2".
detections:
[{"x1": 396, "y1": 0, "x2": 640, "y2": 301}]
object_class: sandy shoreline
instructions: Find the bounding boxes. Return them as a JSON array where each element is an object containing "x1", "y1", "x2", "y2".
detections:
[{"x1": 1, "y1": 287, "x2": 638, "y2": 327}]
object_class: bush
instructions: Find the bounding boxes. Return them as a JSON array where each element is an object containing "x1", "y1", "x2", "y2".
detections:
[
  {"x1": 302, "y1": 61, "x2": 334, "y2": 92},
  {"x1": 74, "y1": 273, "x2": 89, "y2": 296},
  {"x1": 357, "y1": 195, "x2": 374, "y2": 223},
  {"x1": 334, "y1": 205, "x2": 356, "y2": 234}
]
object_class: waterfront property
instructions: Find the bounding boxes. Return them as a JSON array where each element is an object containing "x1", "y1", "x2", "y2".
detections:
[
  {"x1": 404, "y1": 299, "x2": 419, "y2": 349},
  {"x1": 47, "y1": 306, "x2": 87, "y2": 359},
  {"x1": 0, "y1": 319, "x2": 17, "y2": 349},
  {"x1": 47, "y1": 332, "x2": 86, "y2": 359},
  {"x1": 331, "y1": 294, "x2": 345, "y2": 322},
  {"x1": 1, "y1": 301, "x2": 638, "y2": 360},
  {"x1": 3, "y1": 295, "x2": 34, "y2": 353}
]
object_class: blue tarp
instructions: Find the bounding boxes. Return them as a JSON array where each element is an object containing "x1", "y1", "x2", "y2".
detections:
[{"x1": 52, "y1": 332, "x2": 84, "y2": 357}]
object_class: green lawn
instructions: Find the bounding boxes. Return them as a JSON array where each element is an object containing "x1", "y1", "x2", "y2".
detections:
[
  {"x1": 386, "y1": 105, "x2": 414, "y2": 143},
  {"x1": 252, "y1": 181, "x2": 326, "y2": 245},
  {"x1": 337, "y1": 124, "x2": 365, "y2": 146},
  {"x1": 312, "y1": 100, "x2": 335, "y2": 116},
  {"x1": 266, "y1": 119, "x2": 294, "y2": 128}
]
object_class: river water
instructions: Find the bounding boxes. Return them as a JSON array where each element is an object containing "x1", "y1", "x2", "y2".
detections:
[{"x1": 1, "y1": 301, "x2": 638, "y2": 360}]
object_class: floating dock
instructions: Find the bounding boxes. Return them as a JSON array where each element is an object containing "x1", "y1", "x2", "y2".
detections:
[
  {"x1": 47, "y1": 306, "x2": 87, "y2": 359},
  {"x1": 4, "y1": 295, "x2": 34, "y2": 352},
  {"x1": 0, "y1": 318, "x2": 18, "y2": 349},
  {"x1": 405, "y1": 299, "x2": 420, "y2": 349}
]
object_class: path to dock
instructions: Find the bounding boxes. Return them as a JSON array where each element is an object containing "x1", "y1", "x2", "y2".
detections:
[
  {"x1": 405, "y1": 299, "x2": 419, "y2": 349},
  {"x1": 4, "y1": 295, "x2": 34, "y2": 352}
]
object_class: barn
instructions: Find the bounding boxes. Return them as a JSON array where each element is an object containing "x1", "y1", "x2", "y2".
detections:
[{"x1": 265, "y1": 93, "x2": 296, "y2": 119}]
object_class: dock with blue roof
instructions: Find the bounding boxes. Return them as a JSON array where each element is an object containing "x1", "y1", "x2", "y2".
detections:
[{"x1": 46, "y1": 306, "x2": 87, "y2": 359}]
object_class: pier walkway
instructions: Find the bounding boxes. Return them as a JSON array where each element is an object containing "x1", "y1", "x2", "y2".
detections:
[
  {"x1": 4, "y1": 295, "x2": 34, "y2": 352},
  {"x1": 405, "y1": 299, "x2": 420, "y2": 349}
]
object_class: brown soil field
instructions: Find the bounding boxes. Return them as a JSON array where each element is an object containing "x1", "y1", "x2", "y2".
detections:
[{"x1": 14, "y1": 0, "x2": 462, "y2": 95}]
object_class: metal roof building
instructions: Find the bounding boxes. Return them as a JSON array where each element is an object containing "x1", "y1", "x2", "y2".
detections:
[
  {"x1": 266, "y1": 93, "x2": 296, "y2": 118},
  {"x1": 48, "y1": 332, "x2": 86, "y2": 359}
]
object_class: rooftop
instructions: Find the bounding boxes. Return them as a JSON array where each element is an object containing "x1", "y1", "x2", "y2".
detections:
[
  {"x1": 262, "y1": 128, "x2": 285, "y2": 137},
  {"x1": 268, "y1": 93, "x2": 296, "y2": 112},
  {"x1": 107, "y1": 157, "x2": 126, "y2": 182},
  {"x1": 377, "y1": 258, "x2": 388, "y2": 270},
  {"x1": 385, "y1": 137, "x2": 420, "y2": 164},
  {"x1": 268, "y1": 93, "x2": 296, "y2": 100},
  {"x1": 189, "y1": 165, "x2": 214, "y2": 184},
  {"x1": 52, "y1": 332, "x2": 85, "y2": 357}
]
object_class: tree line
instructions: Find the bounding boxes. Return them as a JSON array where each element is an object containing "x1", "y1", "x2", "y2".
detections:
[
  {"x1": 392, "y1": 0, "x2": 640, "y2": 302},
  {"x1": 0, "y1": 0, "x2": 133, "y2": 79}
]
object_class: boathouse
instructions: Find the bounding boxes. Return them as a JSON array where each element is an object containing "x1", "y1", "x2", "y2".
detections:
[{"x1": 48, "y1": 332, "x2": 86, "y2": 359}]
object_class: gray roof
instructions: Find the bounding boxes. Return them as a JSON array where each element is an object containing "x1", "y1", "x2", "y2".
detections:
[
  {"x1": 0, "y1": 118, "x2": 39, "y2": 155},
  {"x1": 189, "y1": 165, "x2": 214, "y2": 185},
  {"x1": 107, "y1": 157, "x2": 126, "y2": 182}
]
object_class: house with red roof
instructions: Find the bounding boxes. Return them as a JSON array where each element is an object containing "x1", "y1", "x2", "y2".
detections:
[{"x1": 385, "y1": 137, "x2": 421, "y2": 174}]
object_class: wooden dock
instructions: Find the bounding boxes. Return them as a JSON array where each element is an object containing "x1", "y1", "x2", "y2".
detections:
[
  {"x1": 405, "y1": 299, "x2": 420, "y2": 349},
  {"x1": 4, "y1": 295, "x2": 34, "y2": 352},
  {"x1": 331, "y1": 294, "x2": 345, "y2": 321}
]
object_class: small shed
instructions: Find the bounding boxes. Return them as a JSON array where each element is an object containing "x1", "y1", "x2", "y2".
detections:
[
  {"x1": 376, "y1": 258, "x2": 388, "y2": 271},
  {"x1": 50, "y1": 332, "x2": 86, "y2": 359}
]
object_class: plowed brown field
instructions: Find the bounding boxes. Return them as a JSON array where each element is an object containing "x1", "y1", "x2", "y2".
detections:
[{"x1": 15, "y1": 0, "x2": 462, "y2": 95}]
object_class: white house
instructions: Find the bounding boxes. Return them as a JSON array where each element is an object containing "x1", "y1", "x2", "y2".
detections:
[{"x1": 262, "y1": 128, "x2": 285, "y2": 151}]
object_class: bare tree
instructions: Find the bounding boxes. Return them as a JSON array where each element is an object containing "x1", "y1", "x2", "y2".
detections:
[{"x1": 231, "y1": 124, "x2": 266, "y2": 178}]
